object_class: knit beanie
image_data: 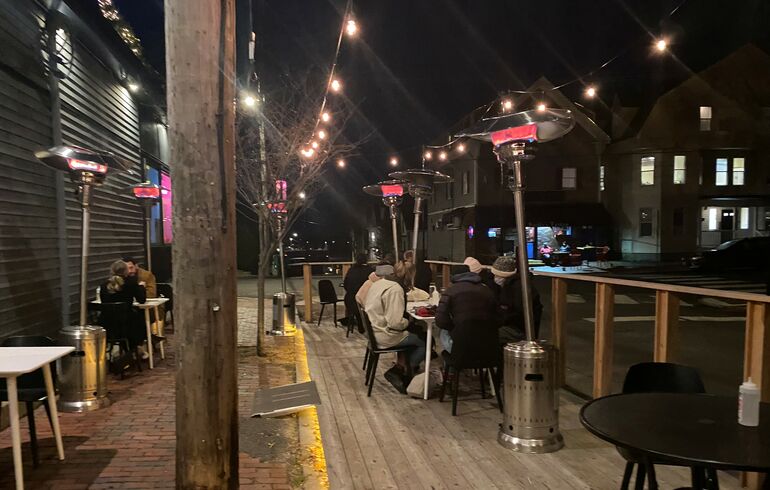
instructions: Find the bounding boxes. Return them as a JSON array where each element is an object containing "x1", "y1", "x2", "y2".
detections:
[
  {"x1": 491, "y1": 256, "x2": 516, "y2": 278},
  {"x1": 463, "y1": 256, "x2": 483, "y2": 274}
]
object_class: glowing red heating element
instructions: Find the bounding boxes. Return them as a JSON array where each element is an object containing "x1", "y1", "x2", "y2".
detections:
[
  {"x1": 490, "y1": 123, "x2": 538, "y2": 146},
  {"x1": 68, "y1": 158, "x2": 107, "y2": 174},
  {"x1": 267, "y1": 202, "x2": 287, "y2": 213},
  {"x1": 133, "y1": 186, "x2": 160, "y2": 199},
  {"x1": 380, "y1": 184, "x2": 403, "y2": 197}
]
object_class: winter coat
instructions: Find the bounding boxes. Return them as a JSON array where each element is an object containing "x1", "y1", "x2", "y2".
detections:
[
  {"x1": 435, "y1": 272, "x2": 500, "y2": 367},
  {"x1": 497, "y1": 273, "x2": 543, "y2": 339},
  {"x1": 364, "y1": 278, "x2": 409, "y2": 348},
  {"x1": 344, "y1": 263, "x2": 374, "y2": 314},
  {"x1": 355, "y1": 272, "x2": 380, "y2": 306}
]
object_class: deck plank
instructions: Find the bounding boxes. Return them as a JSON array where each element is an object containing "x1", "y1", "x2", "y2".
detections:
[{"x1": 303, "y1": 323, "x2": 742, "y2": 489}]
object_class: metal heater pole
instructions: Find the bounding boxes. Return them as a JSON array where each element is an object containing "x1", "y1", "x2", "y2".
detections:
[
  {"x1": 411, "y1": 196, "x2": 423, "y2": 260},
  {"x1": 510, "y1": 159, "x2": 536, "y2": 341},
  {"x1": 278, "y1": 221, "x2": 287, "y2": 294},
  {"x1": 144, "y1": 210, "x2": 153, "y2": 272},
  {"x1": 390, "y1": 205, "x2": 399, "y2": 260},
  {"x1": 78, "y1": 185, "x2": 92, "y2": 326}
]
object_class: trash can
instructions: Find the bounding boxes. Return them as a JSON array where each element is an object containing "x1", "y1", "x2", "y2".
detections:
[
  {"x1": 271, "y1": 292, "x2": 296, "y2": 335},
  {"x1": 57, "y1": 325, "x2": 110, "y2": 412},
  {"x1": 498, "y1": 340, "x2": 563, "y2": 453}
]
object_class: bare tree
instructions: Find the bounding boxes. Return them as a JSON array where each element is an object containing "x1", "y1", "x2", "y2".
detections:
[{"x1": 237, "y1": 73, "x2": 361, "y2": 355}]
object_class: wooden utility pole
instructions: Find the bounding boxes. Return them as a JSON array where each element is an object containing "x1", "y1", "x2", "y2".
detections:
[{"x1": 165, "y1": 0, "x2": 238, "y2": 487}]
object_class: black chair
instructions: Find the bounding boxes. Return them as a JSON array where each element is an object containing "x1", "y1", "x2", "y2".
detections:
[
  {"x1": 358, "y1": 306, "x2": 412, "y2": 397},
  {"x1": 438, "y1": 328, "x2": 503, "y2": 416},
  {"x1": 618, "y1": 362, "x2": 717, "y2": 490},
  {"x1": 92, "y1": 302, "x2": 142, "y2": 375},
  {"x1": 0, "y1": 336, "x2": 58, "y2": 467},
  {"x1": 317, "y1": 280, "x2": 341, "y2": 327},
  {"x1": 157, "y1": 283, "x2": 174, "y2": 332}
]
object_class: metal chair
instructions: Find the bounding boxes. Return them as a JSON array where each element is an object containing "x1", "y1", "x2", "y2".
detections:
[
  {"x1": 618, "y1": 362, "x2": 717, "y2": 490},
  {"x1": 317, "y1": 279, "x2": 340, "y2": 327},
  {"x1": 0, "y1": 336, "x2": 58, "y2": 467},
  {"x1": 358, "y1": 306, "x2": 412, "y2": 397}
]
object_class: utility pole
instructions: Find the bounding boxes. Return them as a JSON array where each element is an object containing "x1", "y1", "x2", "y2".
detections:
[{"x1": 165, "y1": 0, "x2": 238, "y2": 487}]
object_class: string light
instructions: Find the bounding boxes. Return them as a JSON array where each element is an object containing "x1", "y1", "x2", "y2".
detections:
[
  {"x1": 300, "y1": 148, "x2": 315, "y2": 158},
  {"x1": 536, "y1": 102, "x2": 547, "y2": 112},
  {"x1": 321, "y1": 112, "x2": 331, "y2": 122},
  {"x1": 345, "y1": 19, "x2": 358, "y2": 37},
  {"x1": 330, "y1": 79, "x2": 342, "y2": 92},
  {"x1": 501, "y1": 99, "x2": 513, "y2": 111},
  {"x1": 655, "y1": 39, "x2": 667, "y2": 52},
  {"x1": 424, "y1": 151, "x2": 433, "y2": 161},
  {"x1": 585, "y1": 86, "x2": 597, "y2": 98},
  {"x1": 318, "y1": 130, "x2": 327, "y2": 140},
  {"x1": 337, "y1": 159, "x2": 346, "y2": 168},
  {"x1": 389, "y1": 157, "x2": 399, "y2": 166},
  {"x1": 243, "y1": 94, "x2": 256, "y2": 107},
  {"x1": 298, "y1": 191, "x2": 306, "y2": 199},
  {"x1": 128, "y1": 82, "x2": 140, "y2": 93},
  {"x1": 457, "y1": 143, "x2": 465, "y2": 153},
  {"x1": 438, "y1": 151, "x2": 447, "y2": 161}
]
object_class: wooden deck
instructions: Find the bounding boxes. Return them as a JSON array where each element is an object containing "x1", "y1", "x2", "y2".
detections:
[{"x1": 303, "y1": 323, "x2": 742, "y2": 490}]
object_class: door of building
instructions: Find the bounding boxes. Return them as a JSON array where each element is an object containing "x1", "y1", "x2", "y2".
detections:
[{"x1": 720, "y1": 208, "x2": 735, "y2": 243}]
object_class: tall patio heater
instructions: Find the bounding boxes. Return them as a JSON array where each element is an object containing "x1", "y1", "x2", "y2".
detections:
[
  {"x1": 35, "y1": 145, "x2": 131, "y2": 411},
  {"x1": 129, "y1": 182, "x2": 161, "y2": 271},
  {"x1": 456, "y1": 108, "x2": 575, "y2": 453},
  {"x1": 265, "y1": 195, "x2": 295, "y2": 335},
  {"x1": 388, "y1": 165, "x2": 450, "y2": 260},
  {"x1": 362, "y1": 180, "x2": 408, "y2": 260}
]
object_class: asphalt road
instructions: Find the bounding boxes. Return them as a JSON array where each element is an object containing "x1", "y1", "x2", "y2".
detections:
[{"x1": 239, "y1": 270, "x2": 758, "y2": 398}]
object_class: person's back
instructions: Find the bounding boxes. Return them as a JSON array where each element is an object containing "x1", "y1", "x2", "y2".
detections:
[
  {"x1": 498, "y1": 273, "x2": 542, "y2": 340},
  {"x1": 364, "y1": 277, "x2": 408, "y2": 349}
]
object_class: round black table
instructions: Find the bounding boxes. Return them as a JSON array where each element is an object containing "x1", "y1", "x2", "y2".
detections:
[{"x1": 580, "y1": 393, "x2": 770, "y2": 488}]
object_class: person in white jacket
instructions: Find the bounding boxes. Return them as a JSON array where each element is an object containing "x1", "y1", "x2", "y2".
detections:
[{"x1": 364, "y1": 269, "x2": 426, "y2": 372}]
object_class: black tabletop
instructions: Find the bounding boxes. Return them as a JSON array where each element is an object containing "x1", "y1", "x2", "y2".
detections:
[{"x1": 580, "y1": 393, "x2": 770, "y2": 472}]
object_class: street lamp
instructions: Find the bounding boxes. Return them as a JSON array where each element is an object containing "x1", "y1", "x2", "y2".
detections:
[
  {"x1": 456, "y1": 107, "x2": 574, "y2": 454},
  {"x1": 363, "y1": 180, "x2": 408, "y2": 259},
  {"x1": 129, "y1": 182, "x2": 161, "y2": 272}
]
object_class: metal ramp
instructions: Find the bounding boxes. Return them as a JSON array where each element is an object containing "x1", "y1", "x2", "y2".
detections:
[{"x1": 251, "y1": 381, "x2": 321, "y2": 418}]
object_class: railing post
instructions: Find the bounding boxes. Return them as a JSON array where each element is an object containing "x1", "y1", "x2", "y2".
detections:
[
  {"x1": 552, "y1": 277, "x2": 567, "y2": 387},
  {"x1": 593, "y1": 282, "x2": 614, "y2": 398},
  {"x1": 744, "y1": 301, "x2": 770, "y2": 489},
  {"x1": 303, "y1": 264, "x2": 313, "y2": 322},
  {"x1": 654, "y1": 290, "x2": 680, "y2": 362},
  {"x1": 442, "y1": 264, "x2": 450, "y2": 290}
]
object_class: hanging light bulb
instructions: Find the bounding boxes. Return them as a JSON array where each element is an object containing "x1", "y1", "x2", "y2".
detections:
[
  {"x1": 337, "y1": 159, "x2": 346, "y2": 168},
  {"x1": 318, "y1": 130, "x2": 327, "y2": 140},
  {"x1": 655, "y1": 39, "x2": 667, "y2": 52},
  {"x1": 311, "y1": 141, "x2": 319, "y2": 149},
  {"x1": 300, "y1": 148, "x2": 315, "y2": 158},
  {"x1": 389, "y1": 157, "x2": 399, "y2": 166},
  {"x1": 536, "y1": 102, "x2": 547, "y2": 112},
  {"x1": 438, "y1": 151, "x2": 447, "y2": 161},
  {"x1": 457, "y1": 143, "x2": 466, "y2": 153},
  {"x1": 330, "y1": 79, "x2": 342, "y2": 92},
  {"x1": 585, "y1": 86, "x2": 597, "y2": 98},
  {"x1": 424, "y1": 151, "x2": 433, "y2": 161},
  {"x1": 321, "y1": 112, "x2": 331, "y2": 122},
  {"x1": 345, "y1": 19, "x2": 358, "y2": 37},
  {"x1": 501, "y1": 99, "x2": 513, "y2": 111},
  {"x1": 299, "y1": 191, "x2": 306, "y2": 199}
]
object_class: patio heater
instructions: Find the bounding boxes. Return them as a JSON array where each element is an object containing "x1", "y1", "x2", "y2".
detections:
[
  {"x1": 265, "y1": 192, "x2": 295, "y2": 335},
  {"x1": 388, "y1": 166, "x2": 450, "y2": 261},
  {"x1": 362, "y1": 180, "x2": 408, "y2": 260},
  {"x1": 456, "y1": 108, "x2": 575, "y2": 453},
  {"x1": 129, "y1": 182, "x2": 161, "y2": 272},
  {"x1": 35, "y1": 145, "x2": 131, "y2": 411}
]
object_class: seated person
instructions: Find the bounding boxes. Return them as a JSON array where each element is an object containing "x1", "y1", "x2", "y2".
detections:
[
  {"x1": 491, "y1": 255, "x2": 543, "y2": 344},
  {"x1": 464, "y1": 256, "x2": 496, "y2": 291},
  {"x1": 343, "y1": 254, "x2": 374, "y2": 333},
  {"x1": 403, "y1": 250, "x2": 433, "y2": 293},
  {"x1": 539, "y1": 244, "x2": 553, "y2": 264},
  {"x1": 356, "y1": 263, "x2": 391, "y2": 307},
  {"x1": 123, "y1": 256, "x2": 164, "y2": 338},
  {"x1": 100, "y1": 260, "x2": 149, "y2": 357},
  {"x1": 435, "y1": 264, "x2": 498, "y2": 357}
]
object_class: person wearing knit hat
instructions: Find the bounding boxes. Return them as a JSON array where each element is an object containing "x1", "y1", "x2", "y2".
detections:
[
  {"x1": 493, "y1": 254, "x2": 543, "y2": 344},
  {"x1": 491, "y1": 255, "x2": 517, "y2": 278},
  {"x1": 463, "y1": 257, "x2": 483, "y2": 274}
]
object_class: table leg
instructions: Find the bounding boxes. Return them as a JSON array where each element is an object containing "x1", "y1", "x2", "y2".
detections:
[
  {"x1": 42, "y1": 364, "x2": 65, "y2": 460},
  {"x1": 487, "y1": 369, "x2": 496, "y2": 398},
  {"x1": 7, "y1": 376, "x2": 24, "y2": 490},
  {"x1": 144, "y1": 308, "x2": 154, "y2": 369},
  {"x1": 645, "y1": 458, "x2": 659, "y2": 490},
  {"x1": 154, "y1": 306, "x2": 165, "y2": 359},
  {"x1": 423, "y1": 321, "x2": 433, "y2": 400}
]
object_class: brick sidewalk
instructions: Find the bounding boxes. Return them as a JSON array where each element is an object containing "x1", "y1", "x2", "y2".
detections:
[{"x1": 0, "y1": 299, "x2": 302, "y2": 489}]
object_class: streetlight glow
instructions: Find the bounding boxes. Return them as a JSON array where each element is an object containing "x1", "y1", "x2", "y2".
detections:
[
  {"x1": 389, "y1": 157, "x2": 398, "y2": 166},
  {"x1": 243, "y1": 95, "x2": 256, "y2": 107},
  {"x1": 337, "y1": 159, "x2": 346, "y2": 168},
  {"x1": 536, "y1": 102, "x2": 547, "y2": 112},
  {"x1": 585, "y1": 86, "x2": 597, "y2": 98},
  {"x1": 298, "y1": 191, "x2": 306, "y2": 199}
]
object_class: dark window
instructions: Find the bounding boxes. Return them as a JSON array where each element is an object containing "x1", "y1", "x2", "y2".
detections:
[{"x1": 640, "y1": 208, "x2": 653, "y2": 237}]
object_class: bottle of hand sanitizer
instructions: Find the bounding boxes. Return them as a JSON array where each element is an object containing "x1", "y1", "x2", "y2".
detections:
[{"x1": 738, "y1": 378, "x2": 760, "y2": 427}]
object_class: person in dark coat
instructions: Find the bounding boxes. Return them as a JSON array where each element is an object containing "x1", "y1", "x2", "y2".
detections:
[
  {"x1": 435, "y1": 265, "x2": 499, "y2": 368},
  {"x1": 491, "y1": 255, "x2": 543, "y2": 344},
  {"x1": 404, "y1": 249, "x2": 433, "y2": 292},
  {"x1": 99, "y1": 260, "x2": 148, "y2": 353},
  {"x1": 343, "y1": 254, "x2": 374, "y2": 333}
]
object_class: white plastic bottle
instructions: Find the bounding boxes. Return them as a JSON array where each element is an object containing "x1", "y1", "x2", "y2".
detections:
[
  {"x1": 95, "y1": 285, "x2": 101, "y2": 303},
  {"x1": 738, "y1": 378, "x2": 760, "y2": 427}
]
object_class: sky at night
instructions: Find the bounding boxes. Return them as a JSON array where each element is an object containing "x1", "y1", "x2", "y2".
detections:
[{"x1": 116, "y1": 0, "x2": 770, "y2": 243}]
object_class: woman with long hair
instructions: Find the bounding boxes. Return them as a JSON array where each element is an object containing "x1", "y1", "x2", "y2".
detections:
[{"x1": 99, "y1": 260, "x2": 148, "y2": 355}]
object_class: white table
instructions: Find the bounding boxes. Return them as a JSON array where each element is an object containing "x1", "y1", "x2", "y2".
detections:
[
  {"x1": 407, "y1": 301, "x2": 436, "y2": 400},
  {"x1": 0, "y1": 346, "x2": 74, "y2": 490},
  {"x1": 92, "y1": 297, "x2": 169, "y2": 369}
]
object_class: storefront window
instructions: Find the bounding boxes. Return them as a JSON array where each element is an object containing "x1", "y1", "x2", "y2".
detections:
[
  {"x1": 161, "y1": 172, "x2": 173, "y2": 244},
  {"x1": 146, "y1": 167, "x2": 162, "y2": 244}
]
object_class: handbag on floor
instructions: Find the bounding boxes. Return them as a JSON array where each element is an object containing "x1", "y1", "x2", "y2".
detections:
[{"x1": 406, "y1": 368, "x2": 443, "y2": 399}]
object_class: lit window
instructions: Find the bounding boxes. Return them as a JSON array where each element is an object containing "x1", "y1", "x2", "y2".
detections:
[
  {"x1": 715, "y1": 158, "x2": 728, "y2": 186},
  {"x1": 639, "y1": 208, "x2": 653, "y2": 237},
  {"x1": 700, "y1": 106, "x2": 712, "y2": 131},
  {"x1": 673, "y1": 155, "x2": 686, "y2": 184},
  {"x1": 740, "y1": 207, "x2": 750, "y2": 229},
  {"x1": 562, "y1": 167, "x2": 577, "y2": 189},
  {"x1": 462, "y1": 171, "x2": 470, "y2": 195},
  {"x1": 708, "y1": 208, "x2": 718, "y2": 230},
  {"x1": 640, "y1": 157, "x2": 655, "y2": 186},
  {"x1": 733, "y1": 158, "x2": 745, "y2": 185},
  {"x1": 599, "y1": 165, "x2": 605, "y2": 191}
]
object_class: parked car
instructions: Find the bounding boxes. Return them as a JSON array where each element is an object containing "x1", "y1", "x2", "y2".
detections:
[{"x1": 690, "y1": 237, "x2": 770, "y2": 274}]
